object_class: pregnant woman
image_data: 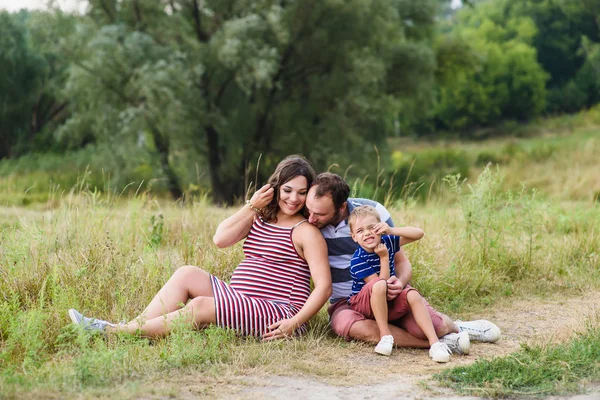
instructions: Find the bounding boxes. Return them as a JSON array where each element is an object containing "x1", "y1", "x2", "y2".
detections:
[{"x1": 69, "y1": 155, "x2": 332, "y2": 339}]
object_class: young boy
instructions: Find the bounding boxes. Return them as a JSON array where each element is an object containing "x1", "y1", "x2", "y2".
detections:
[{"x1": 348, "y1": 205, "x2": 469, "y2": 362}]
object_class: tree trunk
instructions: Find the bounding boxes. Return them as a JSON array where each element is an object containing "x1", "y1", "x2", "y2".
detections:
[
  {"x1": 148, "y1": 125, "x2": 183, "y2": 200},
  {"x1": 0, "y1": 131, "x2": 10, "y2": 159},
  {"x1": 204, "y1": 124, "x2": 242, "y2": 205}
]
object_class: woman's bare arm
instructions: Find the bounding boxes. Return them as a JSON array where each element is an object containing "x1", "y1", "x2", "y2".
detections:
[
  {"x1": 263, "y1": 223, "x2": 332, "y2": 339},
  {"x1": 213, "y1": 184, "x2": 274, "y2": 248}
]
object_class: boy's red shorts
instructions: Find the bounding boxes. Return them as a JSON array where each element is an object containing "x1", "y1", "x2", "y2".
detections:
[{"x1": 329, "y1": 279, "x2": 444, "y2": 340}]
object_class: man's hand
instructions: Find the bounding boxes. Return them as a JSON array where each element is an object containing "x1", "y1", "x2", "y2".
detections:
[
  {"x1": 386, "y1": 276, "x2": 404, "y2": 301},
  {"x1": 374, "y1": 243, "x2": 388, "y2": 258},
  {"x1": 373, "y1": 222, "x2": 391, "y2": 235}
]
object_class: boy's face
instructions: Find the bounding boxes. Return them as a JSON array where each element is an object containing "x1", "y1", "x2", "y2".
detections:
[{"x1": 351, "y1": 215, "x2": 381, "y2": 252}]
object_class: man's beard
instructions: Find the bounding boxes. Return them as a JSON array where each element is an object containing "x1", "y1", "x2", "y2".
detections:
[{"x1": 330, "y1": 208, "x2": 344, "y2": 226}]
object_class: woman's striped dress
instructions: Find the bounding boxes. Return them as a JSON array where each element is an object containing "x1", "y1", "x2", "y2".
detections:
[{"x1": 210, "y1": 217, "x2": 311, "y2": 337}]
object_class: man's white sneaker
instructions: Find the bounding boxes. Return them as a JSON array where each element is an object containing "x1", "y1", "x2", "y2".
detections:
[
  {"x1": 456, "y1": 320, "x2": 501, "y2": 343},
  {"x1": 429, "y1": 341, "x2": 451, "y2": 363},
  {"x1": 374, "y1": 335, "x2": 394, "y2": 356},
  {"x1": 439, "y1": 331, "x2": 471, "y2": 355}
]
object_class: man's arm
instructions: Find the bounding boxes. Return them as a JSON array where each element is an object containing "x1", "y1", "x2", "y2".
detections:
[{"x1": 394, "y1": 247, "x2": 412, "y2": 287}]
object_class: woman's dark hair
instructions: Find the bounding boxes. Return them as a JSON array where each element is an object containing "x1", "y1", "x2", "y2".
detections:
[{"x1": 261, "y1": 155, "x2": 316, "y2": 223}]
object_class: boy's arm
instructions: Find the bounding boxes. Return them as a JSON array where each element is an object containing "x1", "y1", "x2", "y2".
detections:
[
  {"x1": 363, "y1": 273, "x2": 381, "y2": 283},
  {"x1": 373, "y1": 222, "x2": 424, "y2": 246},
  {"x1": 351, "y1": 243, "x2": 391, "y2": 286},
  {"x1": 389, "y1": 226, "x2": 424, "y2": 246},
  {"x1": 350, "y1": 257, "x2": 380, "y2": 284},
  {"x1": 374, "y1": 243, "x2": 390, "y2": 280}
]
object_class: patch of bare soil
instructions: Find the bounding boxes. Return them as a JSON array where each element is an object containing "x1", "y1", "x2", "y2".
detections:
[{"x1": 155, "y1": 292, "x2": 600, "y2": 399}]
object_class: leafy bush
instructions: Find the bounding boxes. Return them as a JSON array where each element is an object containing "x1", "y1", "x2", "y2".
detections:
[{"x1": 385, "y1": 148, "x2": 470, "y2": 201}]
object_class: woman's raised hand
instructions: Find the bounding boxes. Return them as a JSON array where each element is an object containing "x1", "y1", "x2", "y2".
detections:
[{"x1": 249, "y1": 184, "x2": 274, "y2": 210}]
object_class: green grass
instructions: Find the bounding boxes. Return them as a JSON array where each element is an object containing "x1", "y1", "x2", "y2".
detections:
[
  {"x1": 0, "y1": 163, "x2": 598, "y2": 397},
  {"x1": 435, "y1": 316, "x2": 600, "y2": 398},
  {"x1": 1, "y1": 113, "x2": 600, "y2": 397},
  {"x1": 385, "y1": 106, "x2": 600, "y2": 203}
]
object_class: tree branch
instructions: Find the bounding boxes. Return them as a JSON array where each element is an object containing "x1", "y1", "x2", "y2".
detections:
[
  {"x1": 74, "y1": 60, "x2": 133, "y2": 104},
  {"x1": 190, "y1": 0, "x2": 210, "y2": 42},
  {"x1": 99, "y1": 0, "x2": 116, "y2": 23}
]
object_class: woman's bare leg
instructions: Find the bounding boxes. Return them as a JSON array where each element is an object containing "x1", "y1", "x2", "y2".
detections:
[
  {"x1": 111, "y1": 296, "x2": 217, "y2": 337},
  {"x1": 134, "y1": 266, "x2": 215, "y2": 321}
]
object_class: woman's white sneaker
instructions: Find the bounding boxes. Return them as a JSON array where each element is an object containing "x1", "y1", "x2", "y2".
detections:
[
  {"x1": 374, "y1": 335, "x2": 394, "y2": 356},
  {"x1": 68, "y1": 309, "x2": 115, "y2": 333}
]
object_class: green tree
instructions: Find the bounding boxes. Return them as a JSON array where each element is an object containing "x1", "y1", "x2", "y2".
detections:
[
  {"x1": 58, "y1": 0, "x2": 439, "y2": 203},
  {"x1": 505, "y1": 0, "x2": 600, "y2": 112},
  {"x1": 0, "y1": 12, "x2": 44, "y2": 158},
  {"x1": 432, "y1": 0, "x2": 548, "y2": 131},
  {"x1": 24, "y1": 11, "x2": 76, "y2": 151}
]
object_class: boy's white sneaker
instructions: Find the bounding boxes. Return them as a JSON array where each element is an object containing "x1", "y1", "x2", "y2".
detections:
[
  {"x1": 374, "y1": 335, "x2": 394, "y2": 356},
  {"x1": 429, "y1": 341, "x2": 451, "y2": 363},
  {"x1": 456, "y1": 320, "x2": 501, "y2": 343},
  {"x1": 439, "y1": 331, "x2": 471, "y2": 355}
]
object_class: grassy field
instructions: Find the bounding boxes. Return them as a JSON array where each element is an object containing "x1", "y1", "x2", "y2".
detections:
[
  {"x1": 1, "y1": 117, "x2": 599, "y2": 398},
  {"x1": 435, "y1": 315, "x2": 600, "y2": 397}
]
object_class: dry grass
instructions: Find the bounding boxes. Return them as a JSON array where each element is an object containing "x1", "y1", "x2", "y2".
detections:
[{"x1": 1, "y1": 126, "x2": 600, "y2": 397}]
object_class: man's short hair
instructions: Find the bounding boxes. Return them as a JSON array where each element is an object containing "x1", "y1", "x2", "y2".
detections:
[
  {"x1": 348, "y1": 205, "x2": 381, "y2": 232},
  {"x1": 312, "y1": 172, "x2": 350, "y2": 211}
]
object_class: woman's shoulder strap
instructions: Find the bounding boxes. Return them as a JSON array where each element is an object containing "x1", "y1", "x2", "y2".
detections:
[{"x1": 291, "y1": 219, "x2": 308, "y2": 229}]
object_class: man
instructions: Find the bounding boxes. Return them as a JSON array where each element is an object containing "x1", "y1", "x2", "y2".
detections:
[{"x1": 305, "y1": 172, "x2": 500, "y2": 351}]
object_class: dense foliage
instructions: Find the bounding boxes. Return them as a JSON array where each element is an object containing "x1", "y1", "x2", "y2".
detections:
[{"x1": 0, "y1": 0, "x2": 599, "y2": 201}]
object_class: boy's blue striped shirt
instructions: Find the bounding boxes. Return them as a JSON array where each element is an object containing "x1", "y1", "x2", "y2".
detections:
[{"x1": 348, "y1": 234, "x2": 401, "y2": 298}]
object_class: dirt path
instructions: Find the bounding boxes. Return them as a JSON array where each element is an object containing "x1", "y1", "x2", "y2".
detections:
[{"x1": 163, "y1": 292, "x2": 600, "y2": 399}]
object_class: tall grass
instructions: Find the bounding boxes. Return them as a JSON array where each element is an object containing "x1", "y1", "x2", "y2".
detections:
[
  {"x1": 0, "y1": 190, "x2": 341, "y2": 398},
  {"x1": 1, "y1": 134, "x2": 599, "y2": 397},
  {"x1": 386, "y1": 108, "x2": 600, "y2": 204},
  {"x1": 396, "y1": 166, "x2": 600, "y2": 313}
]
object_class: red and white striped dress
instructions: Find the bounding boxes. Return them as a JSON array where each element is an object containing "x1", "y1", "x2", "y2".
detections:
[{"x1": 210, "y1": 217, "x2": 311, "y2": 337}]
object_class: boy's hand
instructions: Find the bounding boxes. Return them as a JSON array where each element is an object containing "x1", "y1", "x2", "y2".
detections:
[
  {"x1": 373, "y1": 222, "x2": 390, "y2": 235},
  {"x1": 375, "y1": 243, "x2": 388, "y2": 257}
]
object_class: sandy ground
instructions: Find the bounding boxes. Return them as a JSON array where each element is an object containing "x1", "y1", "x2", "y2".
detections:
[{"x1": 156, "y1": 292, "x2": 600, "y2": 399}]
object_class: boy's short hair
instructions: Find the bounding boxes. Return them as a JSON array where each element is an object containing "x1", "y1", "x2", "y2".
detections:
[{"x1": 348, "y1": 205, "x2": 381, "y2": 232}]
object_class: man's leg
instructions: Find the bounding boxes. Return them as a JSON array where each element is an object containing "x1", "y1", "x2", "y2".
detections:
[
  {"x1": 397, "y1": 298, "x2": 453, "y2": 339},
  {"x1": 329, "y1": 299, "x2": 429, "y2": 348},
  {"x1": 349, "y1": 319, "x2": 430, "y2": 348},
  {"x1": 397, "y1": 301, "x2": 470, "y2": 356},
  {"x1": 438, "y1": 312, "x2": 459, "y2": 335}
]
